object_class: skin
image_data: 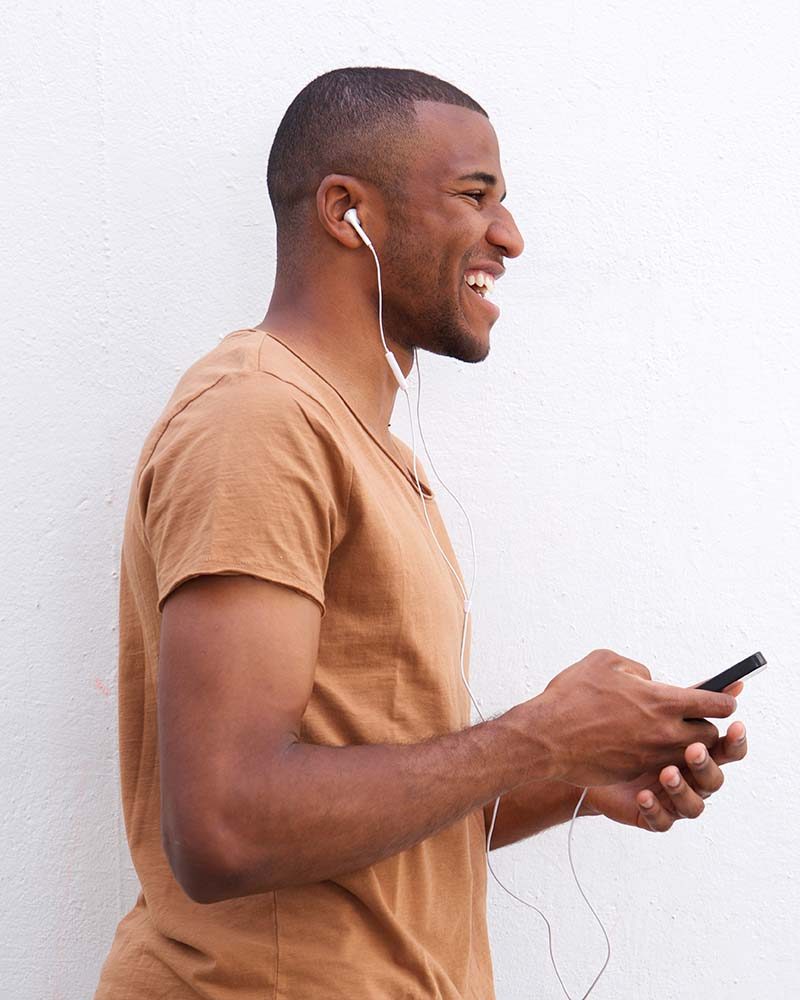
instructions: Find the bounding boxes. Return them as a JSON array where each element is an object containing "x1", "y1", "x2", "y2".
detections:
[{"x1": 257, "y1": 100, "x2": 748, "y2": 840}]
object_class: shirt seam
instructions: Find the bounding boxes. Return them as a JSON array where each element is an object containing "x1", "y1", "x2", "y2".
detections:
[
  {"x1": 158, "y1": 560, "x2": 326, "y2": 617},
  {"x1": 137, "y1": 369, "x2": 354, "y2": 548},
  {"x1": 255, "y1": 328, "x2": 345, "y2": 428},
  {"x1": 255, "y1": 328, "x2": 434, "y2": 498}
]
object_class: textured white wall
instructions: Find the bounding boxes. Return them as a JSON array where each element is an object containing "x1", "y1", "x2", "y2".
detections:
[{"x1": 3, "y1": 2, "x2": 798, "y2": 997}]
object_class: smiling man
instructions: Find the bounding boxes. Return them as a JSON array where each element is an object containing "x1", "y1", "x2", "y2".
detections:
[{"x1": 94, "y1": 67, "x2": 747, "y2": 1000}]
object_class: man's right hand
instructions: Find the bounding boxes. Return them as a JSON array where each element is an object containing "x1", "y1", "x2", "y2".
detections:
[{"x1": 510, "y1": 648, "x2": 738, "y2": 787}]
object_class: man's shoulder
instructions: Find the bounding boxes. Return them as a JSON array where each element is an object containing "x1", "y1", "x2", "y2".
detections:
[
  {"x1": 149, "y1": 330, "x2": 338, "y2": 449},
  {"x1": 169, "y1": 328, "x2": 334, "y2": 423},
  {"x1": 130, "y1": 330, "x2": 350, "y2": 492}
]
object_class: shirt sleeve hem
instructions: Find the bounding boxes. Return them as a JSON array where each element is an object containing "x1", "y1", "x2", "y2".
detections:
[{"x1": 156, "y1": 561, "x2": 326, "y2": 619}]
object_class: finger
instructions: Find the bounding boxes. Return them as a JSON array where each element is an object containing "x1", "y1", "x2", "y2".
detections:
[
  {"x1": 637, "y1": 789, "x2": 677, "y2": 832},
  {"x1": 680, "y1": 717, "x2": 721, "y2": 751},
  {"x1": 646, "y1": 679, "x2": 736, "y2": 721},
  {"x1": 716, "y1": 723, "x2": 748, "y2": 764},
  {"x1": 723, "y1": 680, "x2": 745, "y2": 697},
  {"x1": 678, "y1": 685, "x2": 737, "y2": 720},
  {"x1": 659, "y1": 764, "x2": 707, "y2": 819},
  {"x1": 683, "y1": 743, "x2": 724, "y2": 796}
]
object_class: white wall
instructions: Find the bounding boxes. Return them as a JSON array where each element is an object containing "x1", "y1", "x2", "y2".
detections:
[{"x1": 3, "y1": 2, "x2": 798, "y2": 997}]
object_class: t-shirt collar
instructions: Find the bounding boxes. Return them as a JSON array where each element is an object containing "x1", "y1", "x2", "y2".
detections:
[{"x1": 256, "y1": 329, "x2": 434, "y2": 497}]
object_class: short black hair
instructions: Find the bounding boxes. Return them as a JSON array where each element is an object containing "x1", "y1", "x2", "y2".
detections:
[{"x1": 267, "y1": 67, "x2": 487, "y2": 256}]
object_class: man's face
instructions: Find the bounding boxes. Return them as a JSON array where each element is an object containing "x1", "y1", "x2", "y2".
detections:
[{"x1": 380, "y1": 101, "x2": 524, "y2": 363}]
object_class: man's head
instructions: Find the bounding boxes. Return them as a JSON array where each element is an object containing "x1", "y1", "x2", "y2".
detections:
[{"x1": 266, "y1": 67, "x2": 524, "y2": 363}]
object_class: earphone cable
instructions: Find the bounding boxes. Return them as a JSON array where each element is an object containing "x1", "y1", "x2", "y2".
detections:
[
  {"x1": 357, "y1": 218, "x2": 611, "y2": 998},
  {"x1": 401, "y1": 358, "x2": 610, "y2": 1000}
]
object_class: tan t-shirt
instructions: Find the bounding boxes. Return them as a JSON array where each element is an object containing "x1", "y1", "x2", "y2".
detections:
[{"x1": 94, "y1": 328, "x2": 494, "y2": 1000}]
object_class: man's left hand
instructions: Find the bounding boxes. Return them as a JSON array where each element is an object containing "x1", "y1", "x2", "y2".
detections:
[{"x1": 584, "y1": 681, "x2": 747, "y2": 832}]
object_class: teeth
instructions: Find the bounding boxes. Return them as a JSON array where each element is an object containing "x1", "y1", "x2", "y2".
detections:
[{"x1": 465, "y1": 271, "x2": 495, "y2": 296}]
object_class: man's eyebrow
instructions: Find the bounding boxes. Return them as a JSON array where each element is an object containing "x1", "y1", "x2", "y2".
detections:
[{"x1": 456, "y1": 171, "x2": 507, "y2": 202}]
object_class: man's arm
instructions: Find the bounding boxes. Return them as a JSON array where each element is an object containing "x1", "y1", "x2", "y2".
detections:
[
  {"x1": 483, "y1": 779, "x2": 600, "y2": 850},
  {"x1": 158, "y1": 574, "x2": 563, "y2": 905}
]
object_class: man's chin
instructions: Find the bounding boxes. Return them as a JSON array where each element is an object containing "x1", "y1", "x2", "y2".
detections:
[
  {"x1": 455, "y1": 329, "x2": 490, "y2": 364},
  {"x1": 424, "y1": 322, "x2": 490, "y2": 364},
  {"x1": 452, "y1": 309, "x2": 492, "y2": 363}
]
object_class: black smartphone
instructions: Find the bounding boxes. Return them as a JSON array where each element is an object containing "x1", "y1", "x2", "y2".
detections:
[{"x1": 693, "y1": 651, "x2": 767, "y2": 692}]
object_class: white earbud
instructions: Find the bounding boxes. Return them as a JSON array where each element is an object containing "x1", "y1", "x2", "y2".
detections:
[
  {"x1": 343, "y1": 208, "x2": 373, "y2": 249},
  {"x1": 343, "y1": 207, "x2": 408, "y2": 393}
]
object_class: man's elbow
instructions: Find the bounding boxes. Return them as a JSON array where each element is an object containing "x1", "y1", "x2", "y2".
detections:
[{"x1": 161, "y1": 822, "x2": 266, "y2": 905}]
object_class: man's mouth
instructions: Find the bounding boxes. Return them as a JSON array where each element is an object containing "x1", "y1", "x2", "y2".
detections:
[{"x1": 462, "y1": 269, "x2": 500, "y2": 320}]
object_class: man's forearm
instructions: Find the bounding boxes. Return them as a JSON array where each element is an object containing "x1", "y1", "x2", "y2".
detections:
[
  {"x1": 483, "y1": 779, "x2": 600, "y2": 850},
  {"x1": 210, "y1": 700, "x2": 559, "y2": 902}
]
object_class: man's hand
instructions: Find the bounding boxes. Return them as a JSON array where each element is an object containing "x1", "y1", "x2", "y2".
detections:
[{"x1": 584, "y1": 680, "x2": 747, "y2": 832}]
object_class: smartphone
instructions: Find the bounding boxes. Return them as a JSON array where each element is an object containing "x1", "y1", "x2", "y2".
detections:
[{"x1": 693, "y1": 651, "x2": 767, "y2": 692}]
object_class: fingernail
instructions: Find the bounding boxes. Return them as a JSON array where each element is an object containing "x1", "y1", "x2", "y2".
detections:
[
  {"x1": 691, "y1": 747, "x2": 708, "y2": 766},
  {"x1": 735, "y1": 726, "x2": 747, "y2": 743},
  {"x1": 665, "y1": 769, "x2": 681, "y2": 787},
  {"x1": 641, "y1": 794, "x2": 654, "y2": 809}
]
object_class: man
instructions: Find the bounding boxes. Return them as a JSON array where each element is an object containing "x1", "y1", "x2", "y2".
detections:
[{"x1": 94, "y1": 67, "x2": 747, "y2": 999}]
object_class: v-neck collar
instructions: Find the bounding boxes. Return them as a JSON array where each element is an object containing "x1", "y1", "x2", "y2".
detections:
[{"x1": 252, "y1": 329, "x2": 434, "y2": 498}]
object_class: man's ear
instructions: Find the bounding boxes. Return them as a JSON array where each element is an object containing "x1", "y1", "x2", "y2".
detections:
[{"x1": 316, "y1": 173, "x2": 373, "y2": 249}]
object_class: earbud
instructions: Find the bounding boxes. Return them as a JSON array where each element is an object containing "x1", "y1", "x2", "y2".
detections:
[
  {"x1": 343, "y1": 207, "x2": 408, "y2": 393},
  {"x1": 344, "y1": 208, "x2": 373, "y2": 249}
]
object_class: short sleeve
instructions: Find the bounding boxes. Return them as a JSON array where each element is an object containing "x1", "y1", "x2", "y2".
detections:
[{"x1": 138, "y1": 372, "x2": 352, "y2": 617}]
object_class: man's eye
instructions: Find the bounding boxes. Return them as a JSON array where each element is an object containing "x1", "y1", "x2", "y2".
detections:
[{"x1": 465, "y1": 191, "x2": 486, "y2": 202}]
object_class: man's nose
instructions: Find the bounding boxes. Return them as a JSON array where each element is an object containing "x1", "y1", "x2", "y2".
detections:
[{"x1": 488, "y1": 207, "x2": 524, "y2": 259}]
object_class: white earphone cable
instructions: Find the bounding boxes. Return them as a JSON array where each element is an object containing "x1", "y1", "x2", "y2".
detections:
[
  {"x1": 409, "y1": 355, "x2": 611, "y2": 999},
  {"x1": 360, "y1": 231, "x2": 611, "y2": 998}
]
